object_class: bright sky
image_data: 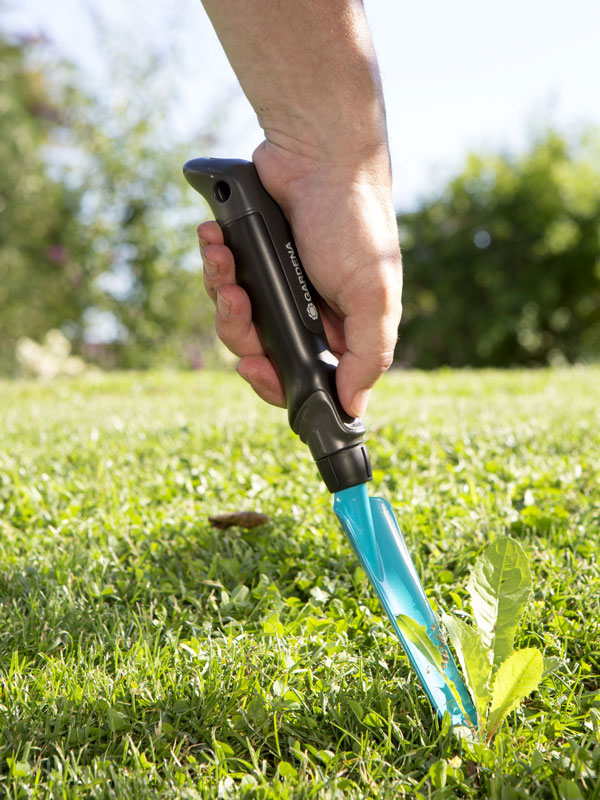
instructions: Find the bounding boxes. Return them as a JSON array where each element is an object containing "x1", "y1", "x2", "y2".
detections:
[{"x1": 5, "y1": 0, "x2": 600, "y2": 207}]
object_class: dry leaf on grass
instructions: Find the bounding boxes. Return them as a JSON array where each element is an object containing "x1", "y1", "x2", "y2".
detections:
[{"x1": 208, "y1": 511, "x2": 271, "y2": 530}]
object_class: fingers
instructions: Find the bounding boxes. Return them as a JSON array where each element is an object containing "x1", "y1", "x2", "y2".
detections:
[
  {"x1": 237, "y1": 356, "x2": 286, "y2": 407},
  {"x1": 197, "y1": 220, "x2": 223, "y2": 246},
  {"x1": 213, "y1": 284, "x2": 262, "y2": 359},
  {"x1": 218, "y1": 286, "x2": 285, "y2": 407},
  {"x1": 195, "y1": 218, "x2": 402, "y2": 420},
  {"x1": 196, "y1": 224, "x2": 286, "y2": 408},
  {"x1": 198, "y1": 225, "x2": 235, "y2": 303}
]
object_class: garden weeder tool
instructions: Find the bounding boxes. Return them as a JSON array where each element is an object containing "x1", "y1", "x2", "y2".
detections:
[{"x1": 183, "y1": 157, "x2": 477, "y2": 730}]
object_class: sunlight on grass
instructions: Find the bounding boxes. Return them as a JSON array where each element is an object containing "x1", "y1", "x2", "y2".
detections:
[{"x1": 0, "y1": 367, "x2": 598, "y2": 798}]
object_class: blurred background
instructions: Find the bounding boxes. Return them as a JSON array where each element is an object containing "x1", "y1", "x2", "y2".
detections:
[{"x1": 1, "y1": 0, "x2": 599, "y2": 377}]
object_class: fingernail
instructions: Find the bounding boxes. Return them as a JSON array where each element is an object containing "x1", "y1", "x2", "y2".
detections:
[
  {"x1": 216, "y1": 290, "x2": 231, "y2": 319},
  {"x1": 203, "y1": 257, "x2": 219, "y2": 279},
  {"x1": 198, "y1": 234, "x2": 207, "y2": 248},
  {"x1": 350, "y1": 389, "x2": 371, "y2": 417}
]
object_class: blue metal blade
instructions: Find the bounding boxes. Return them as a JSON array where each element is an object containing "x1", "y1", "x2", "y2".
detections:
[{"x1": 334, "y1": 483, "x2": 477, "y2": 730}]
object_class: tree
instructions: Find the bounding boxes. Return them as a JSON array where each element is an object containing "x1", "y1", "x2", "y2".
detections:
[
  {"x1": 0, "y1": 31, "x2": 95, "y2": 373},
  {"x1": 0, "y1": 20, "x2": 216, "y2": 374},
  {"x1": 397, "y1": 130, "x2": 600, "y2": 368},
  {"x1": 65, "y1": 52, "x2": 215, "y2": 370}
]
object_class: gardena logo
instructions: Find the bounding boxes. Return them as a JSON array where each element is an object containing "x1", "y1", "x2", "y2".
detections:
[
  {"x1": 306, "y1": 303, "x2": 318, "y2": 320},
  {"x1": 285, "y1": 241, "x2": 312, "y2": 303}
]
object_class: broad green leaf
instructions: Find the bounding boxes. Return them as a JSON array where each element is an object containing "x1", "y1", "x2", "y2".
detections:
[
  {"x1": 138, "y1": 752, "x2": 154, "y2": 771},
  {"x1": 486, "y1": 648, "x2": 543, "y2": 741},
  {"x1": 558, "y1": 779, "x2": 584, "y2": 800},
  {"x1": 395, "y1": 615, "x2": 442, "y2": 670},
  {"x1": 347, "y1": 698, "x2": 364, "y2": 721},
  {"x1": 262, "y1": 614, "x2": 284, "y2": 635},
  {"x1": 467, "y1": 537, "x2": 531, "y2": 667},
  {"x1": 214, "y1": 739, "x2": 235, "y2": 759},
  {"x1": 318, "y1": 750, "x2": 335, "y2": 765},
  {"x1": 363, "y1": 710, "x2": 385, "y2": 728},
  {"x1": 6, "y1": 758, "x2": 30, "y2": 779},
  {"x1": 442, "y1": 614, "x2": 491, "y2": 726},
  {"x1": 428, "y1": 759, "x2": 447, "y2": 789},
  {"x1": 277, "y1": 761, "x2": 298, "y2": 779}
]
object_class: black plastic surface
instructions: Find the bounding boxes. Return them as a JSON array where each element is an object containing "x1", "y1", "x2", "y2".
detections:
[{"x1": 183, "y1": 157, "x2": 372, "y2": 491}]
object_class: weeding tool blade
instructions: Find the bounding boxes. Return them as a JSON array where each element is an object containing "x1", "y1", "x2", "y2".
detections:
[{"x1": 334, "y1": 483, "x2": 477, "y2": 729}]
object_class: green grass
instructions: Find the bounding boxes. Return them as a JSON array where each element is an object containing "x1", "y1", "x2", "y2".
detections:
[{"x1": 0, "y1": 367, "x2": 599, "y2": 799}]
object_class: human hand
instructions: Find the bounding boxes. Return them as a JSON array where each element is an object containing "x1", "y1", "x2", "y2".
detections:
[{"x1": 197, "y1": 141, "x2": 403, "y2": 418}]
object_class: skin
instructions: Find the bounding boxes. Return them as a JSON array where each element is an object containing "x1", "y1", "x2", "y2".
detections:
[{"x1": 198, "y1": 0, "x2": 403, "y2": 417}]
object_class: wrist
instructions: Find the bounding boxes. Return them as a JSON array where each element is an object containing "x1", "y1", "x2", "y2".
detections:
[
  {"x1": 254, "y1": 129, "x2": 392, "y2": 202},
  {"x1": 258, "y1": 102, "x2": 389, "y2": 168}
]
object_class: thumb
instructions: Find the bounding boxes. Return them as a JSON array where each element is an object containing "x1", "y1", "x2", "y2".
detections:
[{"x1": 335, "y1": 297, "x2": 401, "y2": 417}]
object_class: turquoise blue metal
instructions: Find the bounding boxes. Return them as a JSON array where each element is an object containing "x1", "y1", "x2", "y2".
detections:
[{"x1": 334, "y1": 483, "x2": 477, "y2": 729}]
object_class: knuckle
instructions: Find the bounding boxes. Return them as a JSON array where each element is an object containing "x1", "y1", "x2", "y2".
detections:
[
  {"x1": 358, "y1": 266, "x2": 403, "y2": 319},
  {"x1": 373, "y1": 349, "x2": 396, "y2": 373}
]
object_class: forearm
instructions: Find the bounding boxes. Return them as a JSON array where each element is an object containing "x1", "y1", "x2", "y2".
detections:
[{"x1": 200, "y1": 0, "x2": 390, "y2": 167}]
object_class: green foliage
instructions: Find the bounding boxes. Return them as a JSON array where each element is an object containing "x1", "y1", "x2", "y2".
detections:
[
  {"x1": 443, "y1": 615, "x2": 491, "y2": 725},
  {"x1": 0, "y1": 22, "x2": 215, "y2": 375},
  {"x1": 398, "y1": 538, "x2": 549, "y2": 742},
  {"x1": 0, "y1": 367, "x2": 598, "y2": 797},
  {"x1": 398, "y1": 130, "x2": 600, "y2": 367},
  {"x1": 444, "y1": 537, "x2": 549, "y2": 743},
  {"x1": 486, "y1": 648, "x2": 543, "y2": 741},
  {"x1": 0, "y1": 30, "x2": 95, "y2": 374},
  {"x1": 64, "y1": 44, "x2": 215, "y2": 369},
  {"x1": 467, "y1": 537, "x2": 532, "y2": 667}
]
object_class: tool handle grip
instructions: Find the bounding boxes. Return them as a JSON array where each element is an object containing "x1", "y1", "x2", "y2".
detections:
[{"x1": 183, "y1": 157, "x2": 371, "y2": 491}]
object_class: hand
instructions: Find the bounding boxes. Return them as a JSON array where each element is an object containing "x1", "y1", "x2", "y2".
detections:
[{"x1": 197, "y1": 141, "x2": 403, "y2": 417}]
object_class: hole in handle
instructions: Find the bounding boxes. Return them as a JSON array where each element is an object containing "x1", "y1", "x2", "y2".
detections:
[{"x1": 214, "y1": 181, "x2": 231, "y2": 203}]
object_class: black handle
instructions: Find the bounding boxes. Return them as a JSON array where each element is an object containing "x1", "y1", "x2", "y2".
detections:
[{"x1": 183, "y1": 157, "x2": 371, "y2": 492}]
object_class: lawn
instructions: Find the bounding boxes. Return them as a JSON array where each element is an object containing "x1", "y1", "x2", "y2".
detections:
[{"x1": 0, "y1": 367, "x2": 599, "y2": 799}]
